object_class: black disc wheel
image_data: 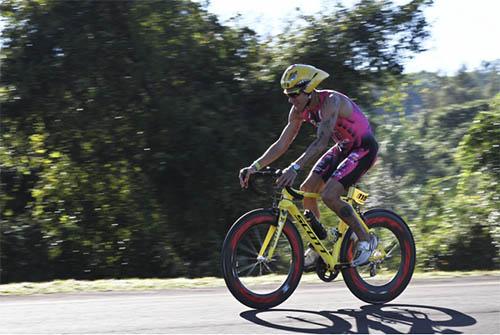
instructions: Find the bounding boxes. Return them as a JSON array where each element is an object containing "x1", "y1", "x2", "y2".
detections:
[
  {"x1": 340, "y1": 209, "x2": 416, "y2": 304},
  {"x1": 221, "y1": 209, "x2": 304, "y2": 310}
]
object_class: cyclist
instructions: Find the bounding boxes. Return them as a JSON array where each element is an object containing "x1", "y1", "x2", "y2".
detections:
[{"x1": 239, "y1": 64, "x2": 379, "y2": 269}]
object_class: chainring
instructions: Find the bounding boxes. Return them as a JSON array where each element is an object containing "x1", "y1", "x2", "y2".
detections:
[{"x1": 315, "y1": 257, "x2": 339, "y2": 282}]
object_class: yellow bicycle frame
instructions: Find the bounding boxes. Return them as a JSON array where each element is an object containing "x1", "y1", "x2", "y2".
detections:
[{"x1": 258, "y1": 186, "x2": 371, "y2": 272}]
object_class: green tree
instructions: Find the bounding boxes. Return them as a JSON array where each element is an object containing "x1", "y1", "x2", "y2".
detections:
[{"x1": 1, "y1": 0, "x2": 434, "y2": 282}]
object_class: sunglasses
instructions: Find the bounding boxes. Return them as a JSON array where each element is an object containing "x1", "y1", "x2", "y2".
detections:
[{"x1": 286, "y1": 92, "x2": 301, "y2": 98}]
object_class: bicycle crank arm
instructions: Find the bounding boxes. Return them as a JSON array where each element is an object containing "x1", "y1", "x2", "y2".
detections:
[
  {"x1": 334, "y1": 261, "x2": 379, "y2": 270},
  {"x1": 334, "y1": 262, "x2": 354, "y2": 270}
]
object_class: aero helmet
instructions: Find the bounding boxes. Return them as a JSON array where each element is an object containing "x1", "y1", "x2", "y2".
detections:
[{"x1": 280, "y1": 64, "x2": 330, "y2": 95}]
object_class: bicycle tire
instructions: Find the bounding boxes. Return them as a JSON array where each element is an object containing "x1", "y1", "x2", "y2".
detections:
[
  {"x1": 340, "y1": 209, "x2": 416, "y2": 304},
  {"x1": 221, "y1": 208, "x2": 303, "y2": 310}
]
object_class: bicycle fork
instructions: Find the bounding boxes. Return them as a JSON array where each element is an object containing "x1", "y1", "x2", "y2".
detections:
[{"x1": 257, "y1": 209, "x2": 286, "y2": 262}]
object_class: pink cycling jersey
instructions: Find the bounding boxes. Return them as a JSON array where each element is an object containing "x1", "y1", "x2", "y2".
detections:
[{"x1": 301, "y1": 90, "x2": 372, "y2": 150}]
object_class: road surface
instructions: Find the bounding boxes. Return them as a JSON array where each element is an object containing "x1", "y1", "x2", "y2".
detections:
[{"x1": 1, "y1": 276, "x2": 499, "y2": 333}]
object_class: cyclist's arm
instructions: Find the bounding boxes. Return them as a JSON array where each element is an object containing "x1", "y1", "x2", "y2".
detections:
[
  {"x1": 253, "y1": 107, "x2": 303, "y2": 168},
  {"x1": 292, "y1": 94, "x2": 341, "y2": 168},
  {"x1": 240, "y1": 108, "x2": 302, "y2": 188}
]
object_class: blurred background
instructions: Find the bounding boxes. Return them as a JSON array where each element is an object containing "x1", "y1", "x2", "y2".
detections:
[{"x1": 0, "y1": 0, "x2": 498, "y2": 284}]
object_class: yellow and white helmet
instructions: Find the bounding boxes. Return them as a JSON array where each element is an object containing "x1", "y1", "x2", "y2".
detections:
[{"x1": 280, "y1": 64, "x2": 330, "y2": 95}]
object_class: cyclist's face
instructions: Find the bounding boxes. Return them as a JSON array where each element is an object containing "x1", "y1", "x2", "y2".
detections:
[{"x1": 287, "y1": 92, "x2": 308, "y2": 110}]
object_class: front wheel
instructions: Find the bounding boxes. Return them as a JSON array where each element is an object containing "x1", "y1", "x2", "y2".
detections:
[
  {"x1": 340, "y1": 209, "x2": 416, "y2": 304},
  {"x1": 221, "y1": 208, "x2": 304, "y2": 310}
]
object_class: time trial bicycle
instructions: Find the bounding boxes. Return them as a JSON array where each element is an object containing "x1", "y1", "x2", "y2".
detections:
[{"x1": 221, "y1": 167, "x2": 416, "y2": 310}]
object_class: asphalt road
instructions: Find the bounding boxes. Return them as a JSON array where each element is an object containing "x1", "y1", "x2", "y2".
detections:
[{"x1": 1, "y1": 276, "x2": 499, "y2": 334}]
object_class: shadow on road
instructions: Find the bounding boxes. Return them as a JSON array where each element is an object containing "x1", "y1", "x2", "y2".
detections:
[{"x1": 240, "y1": 304, "x2": 476, "y2": 334}]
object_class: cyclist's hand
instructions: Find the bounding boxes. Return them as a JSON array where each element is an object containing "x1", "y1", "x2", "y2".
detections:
[
  {"x1": 239, "y1": 166, "x2": 257, "y2": 188},
  {"x1": 276, "y1": 166, "x2": 297, "y2": 188}
]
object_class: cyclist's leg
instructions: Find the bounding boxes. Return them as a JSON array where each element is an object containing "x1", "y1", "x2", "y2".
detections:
[
  {"x1": 320, "y1": 136, "x2": 378, "y2": 242},
  {"x1": 300, "y1": 172, "x2": 324, "y2": 218},
  {"x1": 321, "y1": 179, "x2": 370, "y2": 241},
  {"x1": 303, "y1": 145, "x2": 343, "y2": 218},
  {"x1": 301, "y1": 146, "x2": 342, "y2": 269}
]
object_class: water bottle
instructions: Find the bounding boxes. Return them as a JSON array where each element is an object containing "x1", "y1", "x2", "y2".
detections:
[{"x1": 304, "y1": 210, "x2": 327, "y2": 240}]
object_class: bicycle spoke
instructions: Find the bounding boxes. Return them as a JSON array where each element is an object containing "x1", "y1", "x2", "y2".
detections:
[
  {"x1": 253, "y1": 227, "x2": 264, "y2": 248},
  {"x1": 384, "y1": 239, "x2": 399, "y2": 258},
  {"x1": 262, "y1": 261, "x2": 274, "y2": 273},
  {"x1": 238, "y1": 239, "x2": 258, "y2": 256},
  {"x1": 249, "y1": 236, "x2": 260, "y2": 254},
  {"x1": 238, "y1": 262, "x2": 258, "y2": 276},
  {"x1": 237, "y1": 255, "x2": 259, "y2": 262}
]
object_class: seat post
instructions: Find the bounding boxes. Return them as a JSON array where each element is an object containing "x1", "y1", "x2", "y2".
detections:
[{"x1": 346, "y1": 185, "x2": 357, "y2": 201}]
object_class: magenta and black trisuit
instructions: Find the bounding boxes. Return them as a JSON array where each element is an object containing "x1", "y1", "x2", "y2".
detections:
[{"x1": 301, "y1": 89, "x2": 379, "y2": 188}]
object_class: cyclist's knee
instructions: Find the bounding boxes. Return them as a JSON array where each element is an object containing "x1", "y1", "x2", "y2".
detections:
[
  {"x1": 321, "y1": 180, "x2": 345, "y2": 209},
  {"x1": 300, "y1": 180, "x2": 314, "y2": 192},
  {"x1": 321, "y1": 190, "x2": 340, "y2": 207},
  {"x1": 300, "y1": 173, "x2": 323, "y2": 192}
]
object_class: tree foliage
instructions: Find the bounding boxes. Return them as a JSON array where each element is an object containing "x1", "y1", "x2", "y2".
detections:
[
  {"x1": 1, "y1": 0, "x2": 498, "y2": 283},
  {"x1": 365, "y1": 74, "x2": 499, "y2": 270}
]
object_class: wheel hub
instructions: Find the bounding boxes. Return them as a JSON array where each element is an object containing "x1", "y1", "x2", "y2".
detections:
[{"x1": 256, "y1": 256, "x2": 267, "y2": 263}]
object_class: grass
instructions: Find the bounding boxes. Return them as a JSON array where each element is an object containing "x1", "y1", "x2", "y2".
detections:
[{"x1": 1, "y1": 270, "x2": 499, "y2": 296}]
